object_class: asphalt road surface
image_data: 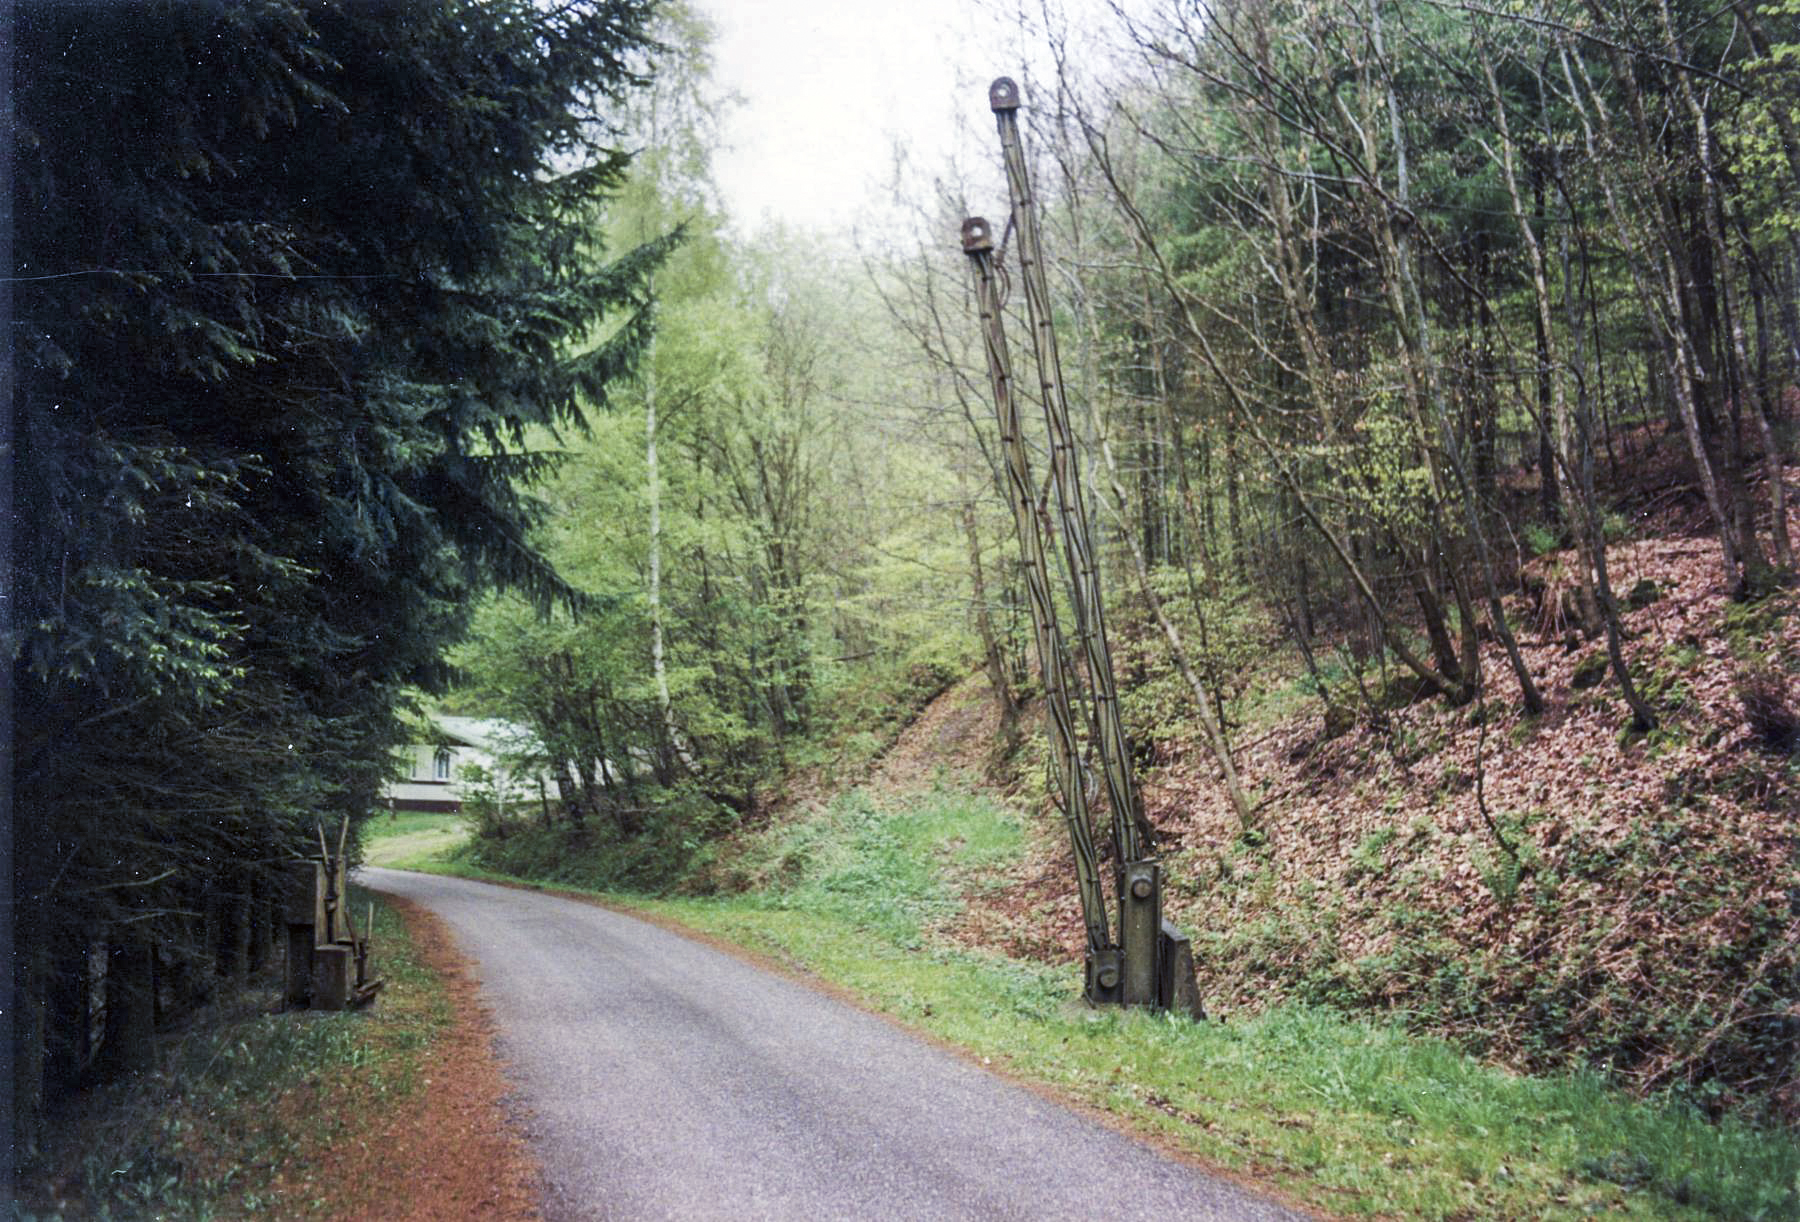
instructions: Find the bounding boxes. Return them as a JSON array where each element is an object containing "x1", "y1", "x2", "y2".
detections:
[{"x1": 361, "y1": 867, "x2": 1307, "y2": 1222}]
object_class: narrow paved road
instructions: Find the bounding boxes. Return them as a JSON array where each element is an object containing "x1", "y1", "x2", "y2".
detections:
[{"x1": 362, "y1": 868, "x2": 1307, "y2": 1222}]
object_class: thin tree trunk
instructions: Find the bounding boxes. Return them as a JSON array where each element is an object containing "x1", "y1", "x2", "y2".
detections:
[
  {"x1": 1738, "y1": 232, "x2": 1794, "y2": 569},
  {"x1": 1486, "y1": 45, "x2": 1647, "y2": 720},
  {"x1": 1659, "y1": 0, "x2": 1769, "y2": 589},
  {"x1": 1080, "y1": 68, "x2": 1472, "y2": 705},
  {"x1": 960, "y1": 479, "x2": 1021, "y2": 746},
  {"x1": 1532, "y1": 165, "x2": 1563, "y2": 528},
  {"x1": 1369, "y1": 0, "x2": 1484, "y2": 700},
  {"x1": 1563, "y1": 185, "x2": 1660, "y2": 731},
  {"x1": 1096, "y1": 399, "x2": 1257, "y2": 827},
  {"x1": 643, "y1": 297, "x2": 685, "y2": 776},
  {"x1": 1561, "y1": 22, "x2": 1743, "y2": 591}
]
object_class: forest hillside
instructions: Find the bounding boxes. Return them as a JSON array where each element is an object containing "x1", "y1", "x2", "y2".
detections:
[
  {"x1": 926, "y1": 428, "x2": 1800, "y2": 1121},
  {"x1": 13, "y1": 0, "x2": 1800, "y2": 1175},
  {"x1": 449, "y1": 0, "x2": 1800, "y2": 1123}
]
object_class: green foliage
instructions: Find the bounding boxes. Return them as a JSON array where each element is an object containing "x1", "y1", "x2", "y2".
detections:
[
  {"x1": 1572, "y1": 650, "x2": 1612, "y2": 690},
  {"x1": 452, "y1": 35, "x2": 989, "y2": 828},
  {"x1": 1472, "y1": 818, "x2": 1538, "y2": 906},
  {"x1": 1722, "y1": 1, "x2": 1800, "y2": 238},
  {"x1": 1120, "y1": 566, "x2": 1266, "y2": 739},
  {"x1": 10, "y1": 0, "x2": 665, "y2": 1146},
  {"x1": 1348, "y1": 827, "x2": 1397, "y2": 882},
  {"x1": 1723, "y1": 591, "x2": 1793, "y2": 663},
  {"x1": 616, "y1": 797, "x2": 1799, "y2": 1219},
  {"x1": 454, "y1": 762, "x2": 516, "y2": 841},
  {"x1": 1201, "y1": 795, "x2": 1800, "y2": 1130},
  {"x1": 1524, "y1": 522, "x2": 1565, "y2": 558},
  {"x1": 798, "y1": 651, "x2": 966, "y2": 772},
  {"x1": 14, "y1": 893, "x2": 445, "y2": 1221},
  {"x1": 739, "y1": 788, "x2": 1023, "y2": 947},
  {"x1": 458, "y1": 785, "x2": 736, "y2": 894}
]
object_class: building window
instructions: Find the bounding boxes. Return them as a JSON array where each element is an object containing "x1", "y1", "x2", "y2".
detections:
[{"x1": 433, "y1": 748, "x2": 452, "y2": 781}]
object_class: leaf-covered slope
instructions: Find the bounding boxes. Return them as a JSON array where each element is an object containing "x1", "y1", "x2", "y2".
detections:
[{"x1": 906, "y1": 454, "x2": 1800, "y2": 1118}]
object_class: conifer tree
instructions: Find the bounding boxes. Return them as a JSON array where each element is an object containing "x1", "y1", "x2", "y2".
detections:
[{"x1": 10, "y1": 0, "x2": 667, "y2": 1149}]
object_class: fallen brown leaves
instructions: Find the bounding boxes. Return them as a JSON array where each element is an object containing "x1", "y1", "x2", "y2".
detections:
[
  {"x1": 264, "y1": 898, "x2": 543, "y2": 1221},
  {"x1": 1156, "y1": 459, "x2": 1798, "y2": 1112},
  {"x1": 910, "y1": 443, "x2": 1799, "y2": 1116}
]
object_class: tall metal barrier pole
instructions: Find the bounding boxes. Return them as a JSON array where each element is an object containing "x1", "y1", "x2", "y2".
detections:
[
  {"x1": 987, "y1": 78, "x2": 1153, "y2": 868},
  {"x1": 962, "y1": 217, "x2": 1120, "y2": 1002},
  {"x1": 975, "y1": 80, "x2": 1205, "y2": 1017}
]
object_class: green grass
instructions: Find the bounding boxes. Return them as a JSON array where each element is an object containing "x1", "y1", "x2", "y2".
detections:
[
  {"x1": 419, "y1": 786, "x2": 1800, "y2": 1219},
  {"x1": 15, "y1": 890, "x2": 449, "y2": 1220},
  {"x1": 362, "y1": 810, "x2": 471, "y2": 869},
  {"x1": 738, "y1": 786, "x2": 1024, "y2": 946}
]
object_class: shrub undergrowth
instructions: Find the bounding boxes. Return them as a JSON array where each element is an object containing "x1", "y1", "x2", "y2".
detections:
[{"x1": 14, "y1": 890, "x2": 445, "y2": 1220}]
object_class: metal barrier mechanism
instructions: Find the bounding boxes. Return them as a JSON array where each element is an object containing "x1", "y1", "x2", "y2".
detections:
[{"x1": 963, "y1": 78, "x2": 1204, "y2": 1017}]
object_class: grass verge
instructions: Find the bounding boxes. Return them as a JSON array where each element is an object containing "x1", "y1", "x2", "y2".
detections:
[
  {"x1": 377, "y1": 785, "x2": 1800, "y2": 1219},
  {"x1": 15, "y1": 888, "x2": 449, "y2": 1220},
  {"x1": 361, "y1": 811, "x2": 472, "y2": 870}
]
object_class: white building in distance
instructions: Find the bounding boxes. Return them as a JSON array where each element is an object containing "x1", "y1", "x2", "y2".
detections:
[{"x1": 383, "y1": 716, "x2": 548, "y2": 815}]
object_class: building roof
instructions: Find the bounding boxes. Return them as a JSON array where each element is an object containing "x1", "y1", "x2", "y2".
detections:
[{"x1": 431, "y1": 715, "x2": 542, "y2": 757}]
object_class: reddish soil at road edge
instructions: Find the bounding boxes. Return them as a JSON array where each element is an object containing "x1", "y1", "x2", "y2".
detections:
[{"x1": 302, "y1": 895, "x2": 543, "y2": 1221}]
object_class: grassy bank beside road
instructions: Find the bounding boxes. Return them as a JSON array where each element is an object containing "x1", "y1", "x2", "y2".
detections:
[
  {"x1": 361, "y1": 810, "x2": 472, "y2": 870},
  {"x1": 14, "y1": 892, "x2": 447, "y2": 1219},
  {"x1": 381, "y1": 786, "x2": 1799, "y2": 1219}
]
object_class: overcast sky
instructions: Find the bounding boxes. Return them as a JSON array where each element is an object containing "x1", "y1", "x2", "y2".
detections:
[{"x1": 694, "y1": 0, "x2": 1142, "y2": 241}]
